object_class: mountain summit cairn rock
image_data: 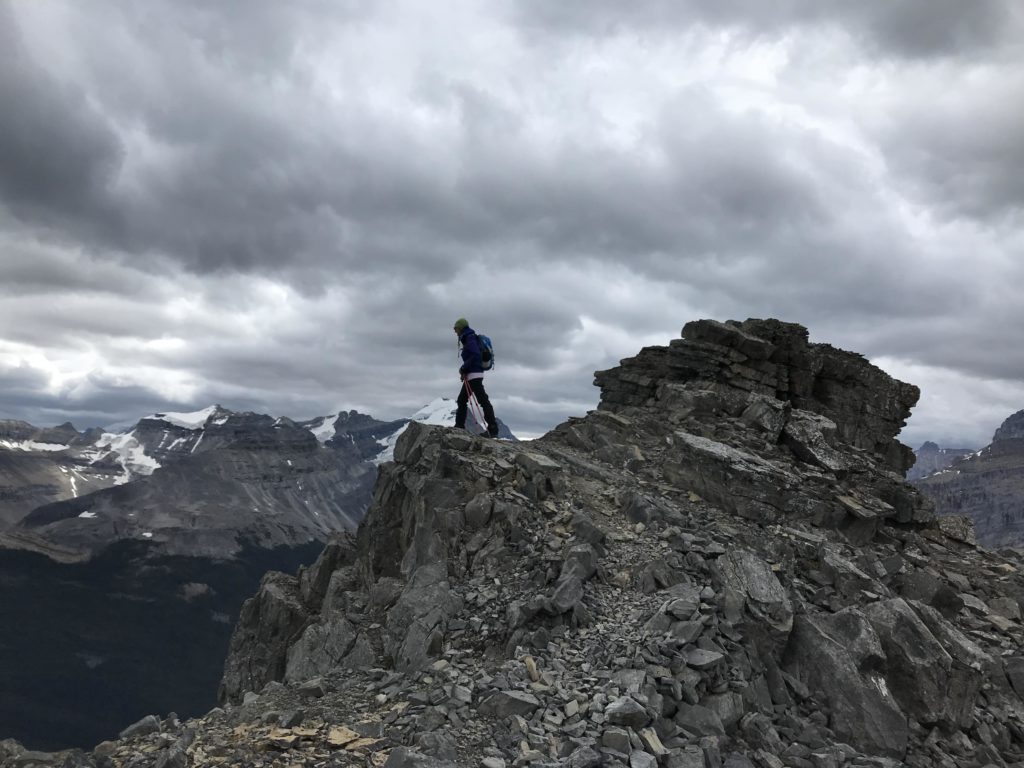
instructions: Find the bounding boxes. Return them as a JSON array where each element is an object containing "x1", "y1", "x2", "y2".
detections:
[{"x1": 12, "y1": 318, "x2": 1024, "y2": 768}]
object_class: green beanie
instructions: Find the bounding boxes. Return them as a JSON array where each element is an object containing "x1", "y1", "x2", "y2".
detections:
[{"x1": 453, "y1": 318, "x2": 469, "y2": 332}]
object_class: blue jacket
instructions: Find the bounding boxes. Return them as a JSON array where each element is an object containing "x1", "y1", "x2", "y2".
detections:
[{"x1": 458, "y1": 327, "x2": 484, "y2": 375}]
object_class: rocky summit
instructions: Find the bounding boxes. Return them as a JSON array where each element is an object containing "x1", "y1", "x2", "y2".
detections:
[
  {"x1": 7, "y1": 318, "x2": 1024, "y2": 768},
  {"x1": 915, "y1": 409, "x2": 1024, "y2": 547}
]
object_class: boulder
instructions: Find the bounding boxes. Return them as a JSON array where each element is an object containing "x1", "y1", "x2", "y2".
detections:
[
  {"x1": 605, "y1": 696, "x2": 650, "y2": 728},
  {"x1": 911, "y1": 601, "x2": 991, "y2": 728},
  {"x1": 782, "y1": 410, "x2": 848, "y2": 475},
  {"x1": 715, "y1": 549, "x2": 793, "y2": 651},
  {"x1": 675, "y1": 704, "x2": 725, "y2": 737},
  {"x1": 784, "y1": 609, "x2": 908, "y2": 758},
  {"x1": 863, "y1": 598, "x2": 954, "y2": 726},
  {"x1": 478, "y1": 691, "x2": 542, "y2": 718},
  {"x1": 119, "y1": 714, "x2": 161, "y2": 739}
]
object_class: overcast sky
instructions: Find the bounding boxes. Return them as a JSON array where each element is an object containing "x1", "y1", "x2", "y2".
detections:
[{"x1": 1, "y1": 0, "x2": 1022, "y2": 445}]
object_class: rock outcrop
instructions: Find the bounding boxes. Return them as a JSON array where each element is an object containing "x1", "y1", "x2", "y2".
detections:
[
  {"x1": 916, "y1": 409, "x2": 1024, "y2": 546},
  {"x1": 8, "y1": 318, "x2": 1024, "y2": 768}
]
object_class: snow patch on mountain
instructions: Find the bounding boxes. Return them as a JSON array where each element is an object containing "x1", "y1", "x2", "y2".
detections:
[
  {"x1": 0, "y1": 440, "x2": 71, "y2": 452},
  {"x1": 373, "y1": 397, "x2": 458, "y2": 465},
  {"x1": 146, "y1": 406, "x2": 218, "y2": 430},
  {"x1": 93, "y1": 432, "x2": 161, "y2": 484},
  {"x1": 308, "y1": 414, "x2": 339, "y2": 443}
]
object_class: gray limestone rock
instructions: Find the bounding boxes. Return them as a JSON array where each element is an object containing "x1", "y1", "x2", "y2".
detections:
[
  {"x1": 675, "y1": 704, "x2": 725, "y2": 737},
  {"x1": 629, "y1": 751, "x2": 658, "y2": 768},
  {"x1": 605, "y1": 697, "x2": 650, "y2": 728},
  {"x1": 565, "y1": 746, "x2": 603, "y2": 768},
  {"x1": 935, "y1": 515, "x2": 977, "y2": 546},
  {"x1": 862, "y1": 598, "x2": 955, "y2": 726},
  {"x1": 784, "y1": 610, "x2": 908, "y2": 758},
  {"x1": 602, "y1": 727, "x2": 632, "y2": 753},
  {"x1": 740, "y1": 395, "x2": 789, "y2": 441},
  {"x1": 664, "y1": 431, "x2": 795, "y2": 522},
  {"x1": 464, "y1": 493, "x2": 493, "y2": 530},
  {"x1": 561, "y1": 544, "x2": 600, "y2": 582},
  {"x1": 715, "y1": 549, "x2": 793, "y2": 651},
  {"x1": 119, "y1": 714, "x2": 161, "y2": 739},
  {"x1": 666, "y1": 747, "x2": 706, "y2": 768},
  {"x1": 550, "y1": 574, "x2": 585, "y2": 614},
  {"x1": 386, "y1": 563, "x2": 463, "y2": 671},
  {"x1": 298, "y1": 534, "x2": 356, "y2": 609},
  {"x1": 478, "y1": 691, "x2": 542, "y2": 718},
  {"x1": 219, "y1": 571, "x2": 308, "y2": 703},
  {"x1": 284, "y1": 614, "x2": 373, "y2": 683},
  {"x1": 782, "y1": 410, "x2": 848, "y2": 475},
  {"x1": 910, "y1": 601, "x2": 990, "y2": 729}
]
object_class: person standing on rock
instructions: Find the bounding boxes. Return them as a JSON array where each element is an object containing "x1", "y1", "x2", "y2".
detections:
[{"x1": 453, "y1": 318, "x2": 500, "y2": 437}]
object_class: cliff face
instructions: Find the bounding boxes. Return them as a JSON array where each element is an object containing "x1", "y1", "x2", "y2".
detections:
[
  {"x1": 9, "y1": 319, "x2": 1024, "y2": 768},
  {"x1": 995, "y1": 410, "x2": 1024, "y2": 442},
  {"x1": 915, "y1": 409, "x2": 1024, "y2": 547}
]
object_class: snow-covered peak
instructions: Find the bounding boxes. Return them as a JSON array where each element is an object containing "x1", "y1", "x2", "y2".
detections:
[
  {"x1": 372, "y1": 397, "x2": 460, "y2": 465},
  {"x1": 144, "y1": 405, "x2": 222, "y2": 430},
  {"x1": 409, "y1": 397, "x2": 459, "y2": 426}
]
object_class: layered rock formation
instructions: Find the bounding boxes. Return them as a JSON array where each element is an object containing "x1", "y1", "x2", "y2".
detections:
[
  {"x1": 7, "y1": 319, "x2": 1024, "y2": 768},
  {"x1": 915, "y1": 409, "x2": 1024, "y2": 547}
]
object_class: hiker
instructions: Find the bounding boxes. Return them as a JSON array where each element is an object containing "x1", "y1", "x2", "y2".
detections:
[{"x1": 453, "y1": 317, "x2": 500, "y2": 437}]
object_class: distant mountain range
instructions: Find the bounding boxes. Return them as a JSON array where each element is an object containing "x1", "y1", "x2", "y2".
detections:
[
  {"x1": 913, "y1": 409, "x2": 1024, "y2": 547},
  {"x1": 905, "y1": 441, "x2": 976, "y2": 482},
  {"x1": 0, "y1": 399, "x2": 514, "y2": 559},
  {"x1": 0, "y1": 398, "x2": 515, "y2": 750}
]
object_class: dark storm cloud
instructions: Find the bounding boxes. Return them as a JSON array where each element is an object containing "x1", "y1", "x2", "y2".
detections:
[
  {"x1": 0, "y1": 363, "x2": 51, "y2": 414},
  {"x1": 0, "y1": 3, "x2": 122, "y2": 235},
  {"x1": 1, "y1": 0, "x2": 1021, "y2": 445},
  {"x1": 879, "y1": 78, "x2": 1024, "y2": 221},
  {"x1": 0, "y1": 363, "x2": 166, "y2": 431},
  {"x1": 512, "y1": 0, "x2": 1018, "y2": 59}
]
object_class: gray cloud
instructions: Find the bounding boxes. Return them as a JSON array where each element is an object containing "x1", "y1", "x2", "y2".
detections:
[
  {"x1": 879, "y1": 76, "x2": 1024, "y2": 222},
  {"x1": 0, "y1": 0, "x2": 1021, "y2": 445},
  {"x1": 512, "y1": 0, "x2": 1019, "y2": 59},
  {"x1": 0, "y1": 3, "x2": 122, "y2": 236}
]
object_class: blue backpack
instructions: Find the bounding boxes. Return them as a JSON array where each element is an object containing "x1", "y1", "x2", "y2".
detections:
[{"x1": 476, "y1": 333, "x2": 495, "y2": 370}]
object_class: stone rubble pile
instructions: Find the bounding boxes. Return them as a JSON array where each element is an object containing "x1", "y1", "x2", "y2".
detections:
[{"x1": 7, "y1": 318, "x2": 1024, "y2": 768}]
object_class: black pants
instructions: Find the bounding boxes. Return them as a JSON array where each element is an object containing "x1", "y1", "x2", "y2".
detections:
[{"x1": 456, "y1": 378, "x2": 498, "y2": 435}]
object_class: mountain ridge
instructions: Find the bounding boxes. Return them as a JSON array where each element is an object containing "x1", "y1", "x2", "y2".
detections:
[
  {"x1": 11, "y1": 320, "x2": 1024, "y2": 766},
  {"x1": 22, "y1": 318, "x2": 1022, "y2": 767}
]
